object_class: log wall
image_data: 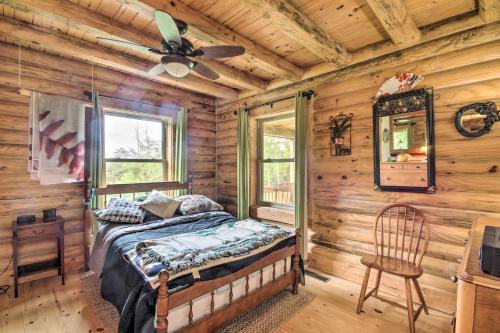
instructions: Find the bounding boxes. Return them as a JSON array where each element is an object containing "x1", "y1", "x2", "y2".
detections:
[
  {"x1": 0, "y1": 41, "x2": 216, "y2": 286},
  {"x1": 216, "y1": 40, "x2": 500, "y2": 313}
]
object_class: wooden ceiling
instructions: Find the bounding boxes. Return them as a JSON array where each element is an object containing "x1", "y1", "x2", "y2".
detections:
[{"x1": 0, "y1": 0, "x2": 498, "y2": 102}]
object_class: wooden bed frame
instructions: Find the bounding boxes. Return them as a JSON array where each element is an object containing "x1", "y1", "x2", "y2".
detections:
[{"x1": 84, "y1": 175, "x2": 301, "y2": 333}]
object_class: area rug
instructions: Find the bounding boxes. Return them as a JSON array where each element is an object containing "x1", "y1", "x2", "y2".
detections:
[{"x1": 81, "y1": 272, "x2": 314, "y2": 333}]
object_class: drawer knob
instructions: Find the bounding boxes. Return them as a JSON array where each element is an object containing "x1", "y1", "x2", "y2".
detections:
[
  {"x1": 386, "y1": 177, "x2": 392, "y2": 180},
  {"x1": 420, "y1": 177, "x2": 425, "y2": 181},
  {"x1": 416, "y1": 166, "x2": 420, "y2": 169}
]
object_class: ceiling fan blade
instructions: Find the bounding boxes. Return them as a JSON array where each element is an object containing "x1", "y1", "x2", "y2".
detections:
[
  {"x1": 97, "y1": 37, "x2": 160, "y2": 54},
  {"x1": 197, "y1": 46, "x2": 245, "y2": 59},
  {"x1": 148, "y1": 63, "x2": 165, "y2": 76},
  {"x1": 193, "y1": 62, "x2": 220, "y2": 80},
  {"x1": 154, "y1": 10, "x2": 182, "y2": 45}
]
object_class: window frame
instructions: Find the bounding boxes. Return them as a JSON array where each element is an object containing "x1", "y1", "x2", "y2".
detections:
[
  {"x1": 103, "y1": 107, "x2": 174, "y2": 185},
  {"x1": 256, "y1": 112, "x2": 295, "y2": 209}
]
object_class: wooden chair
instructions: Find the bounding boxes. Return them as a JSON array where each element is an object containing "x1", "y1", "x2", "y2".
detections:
[{"x1": 356, "y1": 204, "x2": 430, "y2": 333}]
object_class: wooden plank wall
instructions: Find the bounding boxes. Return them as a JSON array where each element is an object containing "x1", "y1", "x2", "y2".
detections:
[
  {"x1": 216, "y1": 40, "x2": 500, "y2": 313},
  {"x1": 0, "y1": 41, "x2": 216, "y2": 287}
]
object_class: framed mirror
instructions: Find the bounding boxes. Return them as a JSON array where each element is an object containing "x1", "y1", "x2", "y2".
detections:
[
  {"x1": 455, "y1": 102, "x2": 499, "y2": 138},
  {"x1": 373, "y1": 88, "x2": 435, "y2": 193}
]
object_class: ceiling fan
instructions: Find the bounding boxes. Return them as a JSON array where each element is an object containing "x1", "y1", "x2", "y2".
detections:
[{"x1": 98, "y1": 10, "x2": 245, "y2": 80}]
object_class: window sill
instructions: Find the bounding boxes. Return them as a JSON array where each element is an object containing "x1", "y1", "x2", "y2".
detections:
[{"x1": 250, "y1": 205, "x2": 295, "y2": 225}]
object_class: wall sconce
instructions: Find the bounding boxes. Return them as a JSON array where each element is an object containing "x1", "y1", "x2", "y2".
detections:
[{"x1": 330, "y1": 112, "x2": 353, "y2": 156}]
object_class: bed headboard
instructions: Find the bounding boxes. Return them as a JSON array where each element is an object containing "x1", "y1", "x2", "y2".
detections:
[
  {"x1": 93, "y1": 174, "x2": 193, "y2": 205},
  {"x1": 84, "y1": 174, "x2": 193, "y2": 269}
]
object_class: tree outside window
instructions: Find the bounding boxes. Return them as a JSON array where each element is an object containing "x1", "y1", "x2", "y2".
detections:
[
  {"x1": 104, "y1": 112, "x2": 172, "y2": 187},
  {"x1": 258, "y1": 114, "x2": 295, "y2": 207}
]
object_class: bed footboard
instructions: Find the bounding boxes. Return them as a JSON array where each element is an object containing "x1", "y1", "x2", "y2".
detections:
[{"x1": 155, "y1": 229, "x2": 301, "y2": 333}]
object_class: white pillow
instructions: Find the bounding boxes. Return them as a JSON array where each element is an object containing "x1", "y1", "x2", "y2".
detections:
[{"x1": 139, "y1": 190, "x2": 180, "y2": 219}]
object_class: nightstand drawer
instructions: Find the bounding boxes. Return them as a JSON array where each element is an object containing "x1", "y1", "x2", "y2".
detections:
[{"x1": 17, "y1": 224, "x2": 59, "y2": 239}]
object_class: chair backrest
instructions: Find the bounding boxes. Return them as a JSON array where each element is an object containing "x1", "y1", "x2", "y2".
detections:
[{"x1": 373, "y1": 204, "x2": 430, "y2": 267}]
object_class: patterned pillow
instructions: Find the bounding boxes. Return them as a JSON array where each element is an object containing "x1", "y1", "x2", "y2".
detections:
[
  {"x1": 96, "y1": 198, "x2": 146, "y2": 223},
  {"x1": 176, "y1": 195, "x2": 223, "y2": 215},
  {"x1": 139, "y1": 190, "x2": 180, "y2": 219}
]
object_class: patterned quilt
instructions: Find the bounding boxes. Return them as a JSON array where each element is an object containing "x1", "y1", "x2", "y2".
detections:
[{"x1": 127, "y1": 219, "x2": 294, "y2": 288}]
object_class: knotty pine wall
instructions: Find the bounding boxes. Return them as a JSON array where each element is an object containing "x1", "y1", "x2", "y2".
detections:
[
  {"x1": 216, "y1": 40, "x2": 500, "y2": 313},
  {"x1": 0, "y1": 41, "x2": 216, "y2": 287}
]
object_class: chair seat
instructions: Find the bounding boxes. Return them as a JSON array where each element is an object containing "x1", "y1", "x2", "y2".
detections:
[{"x1": 360, "y1": 255, "x2": 423, "y2": 278}]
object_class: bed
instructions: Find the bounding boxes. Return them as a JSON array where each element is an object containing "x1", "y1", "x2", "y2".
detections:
[{"x1": 84, "y1": 176, "x2": 301, "y2": 333}]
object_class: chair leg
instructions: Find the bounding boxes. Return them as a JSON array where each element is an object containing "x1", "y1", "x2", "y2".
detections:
[
  {"x1": 374, "y1": 270, "x2": 382, "y2": 296},
  {"x1": 356, "y1": 267, "x2": 371, "y2": 314},
  {"x1": 405, "y1": 278, "x2": 416, "y2": 333},
  {"x1": 412, "y1": 278, "x2": 429, "y2": 315}
]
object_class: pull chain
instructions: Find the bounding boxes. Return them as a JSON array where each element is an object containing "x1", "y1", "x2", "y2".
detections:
[
  {"x1": 91, "y1": 61, "x2": 94, "y2": 98},
  {"x1": 18, "y1": 43, "x2": 21, "y2": 89},
  {"x1": 17, "y1": 43, "x2": 30, "y2": 96}
]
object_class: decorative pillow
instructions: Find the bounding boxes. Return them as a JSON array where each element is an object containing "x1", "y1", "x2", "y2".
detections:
[
  {"x1": 96, "y1": 198, "x2": 146, "y2": 223},
  {"x1": 134, "y1": 195, "x2": 149, "y2": 203},
  {"x1": 176, "y1": 194, "x2": 223, "y2": 215},
  {"x1": 139, "y1": 190, "x2": 180, "y2": 219}
]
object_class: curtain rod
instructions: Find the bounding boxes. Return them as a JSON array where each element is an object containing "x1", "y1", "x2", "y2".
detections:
[
  {"x1": 82, "y1": 90, "x2": 180, "y2": 110},
  {"x1": 243, "y1": 90, "x2": 314, "y2": 112}
]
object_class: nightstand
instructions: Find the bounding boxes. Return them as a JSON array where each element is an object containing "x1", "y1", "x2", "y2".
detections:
[{"x1": 12, "y1": 216, "x2": 65, "y2": 298}]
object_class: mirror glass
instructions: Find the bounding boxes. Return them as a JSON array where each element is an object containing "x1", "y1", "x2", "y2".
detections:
[
  {"x1": 458, "y1": 109, "x2": 487, "y2": 134},
  {"x1": 379, "y1": 112, "x2": 427, "y2": 160},
  {"x1": 373, "y1": 89, "x2": 434, "y2": 192}
]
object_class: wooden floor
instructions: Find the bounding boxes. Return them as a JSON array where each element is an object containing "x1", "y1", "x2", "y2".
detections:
[{"x1": 0, "y1": 270, "x2": 452, "y2": 333}]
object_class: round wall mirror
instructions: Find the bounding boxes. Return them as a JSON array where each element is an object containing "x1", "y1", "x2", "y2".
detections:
[{"x1": 455, "y1": 102, "x2": 498, "y2": 138}]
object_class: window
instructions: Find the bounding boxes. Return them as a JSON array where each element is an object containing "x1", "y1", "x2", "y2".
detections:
[
  {"x1": 104, "y1": 110, "x2": 172, "y2": 185},
  {"x1": 257, "y1": 114, "x2": 295, "y2": 207},
  {"x1": 392, "y1": 126, "x2": 410, "y2": 150}
]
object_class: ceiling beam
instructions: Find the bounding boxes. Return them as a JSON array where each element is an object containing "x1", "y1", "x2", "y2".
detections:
[
  {"x1": 242, "y1": 0, "x2": 351, "y2": 65},
  {"x1": 1, "y1": 0, "x2": 267, "y2": 92},
  {"x1": 0, "y1": 15, "x2": 238, "y2": 99},
  {"x1": 124, "y1": 0, "x2": 304, "y2": 80},
  {"x1": 366, "y1": 0, "x2": 421, "y2": 48},
  {"x1": 256, "y1": 14, "x2": 485, "y2": 95},
  {"x1": 220, "y1": 20, "x2": 500, "y2": 109},
  {"x1": 479, "y1": 0, "x2": 500, "y2": 23}
]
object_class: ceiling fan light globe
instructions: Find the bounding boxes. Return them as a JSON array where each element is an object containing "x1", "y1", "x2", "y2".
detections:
[
  {"x1": 164, "y1": 62, "x2": 190, "y2": 78},
  {"x1": 161, "y1": 55, "x2": 193, "y2": 78}
]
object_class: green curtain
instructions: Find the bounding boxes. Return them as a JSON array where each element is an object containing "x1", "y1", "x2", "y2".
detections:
[
  {"x1": 175, "y1": 107, "x2": 188, "y2": 195},
  {"x1": 295, "y1": 92, "x2": 308, "y2": 232},
  {"x1": 87, "y1": 92, "x2": 105, "y2": 209},
  {"x1": 237, "y1": 108, "x2": 250, "y2": 220}
]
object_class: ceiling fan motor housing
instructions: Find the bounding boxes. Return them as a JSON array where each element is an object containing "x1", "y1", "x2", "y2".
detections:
[{"x1": 161, "y1": 38, "x2": 198, "y2": 57}]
